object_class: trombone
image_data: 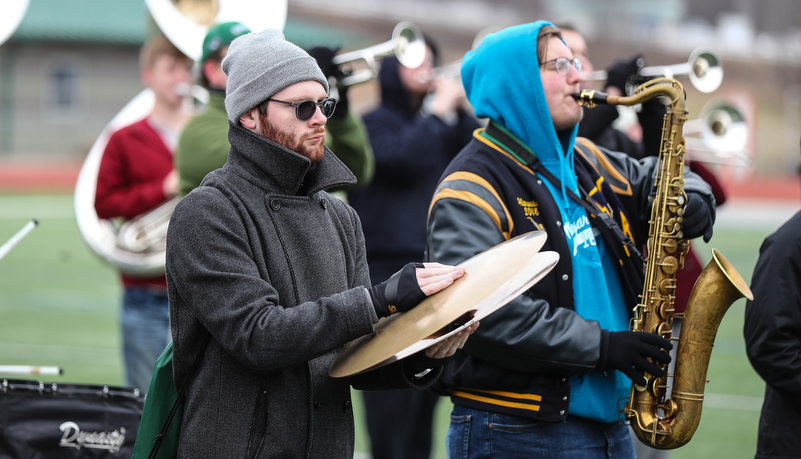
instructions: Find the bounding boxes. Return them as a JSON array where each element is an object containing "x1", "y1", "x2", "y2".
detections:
[
  {"x1": 332, "y1": 21, "x2": 426, "y2": 87},
  {"x1": 587, "y1": 47, "x2": 723, "y2": 94}
]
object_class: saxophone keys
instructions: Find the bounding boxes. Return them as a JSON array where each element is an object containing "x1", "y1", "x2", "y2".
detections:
[
  {"x1": 661, "y1": 238, "x2": 678, "y2": 253},
  {"x1": 658, "y1": 278, "x2": 675, "y2": 295},
  {"x1": 659, "y1": 256, "x2": 679, "y2": 274}
]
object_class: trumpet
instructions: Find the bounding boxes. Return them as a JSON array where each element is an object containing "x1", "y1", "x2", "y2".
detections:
[
  {"x1": 684, "y1": 99, "x2": 751, "y2": 166},
  {"x1": 332, "y1": 21, "x2": 426, "y2": 87},
  {"x1": 587, "y1": 48, "x2": 723, "y2": 94}
]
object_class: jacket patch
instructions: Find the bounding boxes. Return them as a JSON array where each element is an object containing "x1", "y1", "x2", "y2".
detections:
[{"x1": 516, "y1": 197, "x2": 540, "y2": 217}]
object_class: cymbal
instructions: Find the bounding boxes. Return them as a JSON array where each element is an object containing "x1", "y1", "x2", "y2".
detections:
[{"x1": 329, "y1": 231, "x2": 559, "y2": 378}]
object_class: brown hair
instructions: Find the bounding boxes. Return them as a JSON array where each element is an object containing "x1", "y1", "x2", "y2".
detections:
[
  {"x1": 536, "y1": 25, "x2": 562, "y2": 64},
  {"x1": 138, "y1": 35, "x2": 192, "y2": 71},
  {"x1": 199, "y1": 46, "x2": 227, "y2": 89}
]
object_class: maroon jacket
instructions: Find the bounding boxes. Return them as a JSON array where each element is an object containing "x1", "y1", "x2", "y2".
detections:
[
  {"x1": 674, "y1": 160, "x2": 728, "y2": 312},
  {"x1": 95, "y1": 117, "x2": 173, "y2": 289}
]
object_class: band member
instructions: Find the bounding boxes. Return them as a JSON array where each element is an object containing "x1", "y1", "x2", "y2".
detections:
[
  {"x1": 94, "y1": 35, "x2": 192, "y2": 393},
  {"x1": 559, "y1": 26, "x2": 730, "y2": 459},
  {"x1": 744, "y1": 144, "x2": 801, "y2": 458},
  {"x1": 174, "y1": 21, "x2": 251, "y2": 196},
  {"x1": 348, "y1": 35, "x2": 479, "y2": 459},
  {"x1": 165, "y1": 28, "x2": 476, "y2": 458},
  {"x1": 426, "y1": 21, "x2": 716, "y2": 458},
  {"x1": 174, "y1": 24, "x2": 374, "y2": 200}
]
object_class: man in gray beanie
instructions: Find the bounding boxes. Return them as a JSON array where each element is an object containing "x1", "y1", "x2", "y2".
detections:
[{"x1": 164, "y1": 28, "x2": 477, "y2": 459}]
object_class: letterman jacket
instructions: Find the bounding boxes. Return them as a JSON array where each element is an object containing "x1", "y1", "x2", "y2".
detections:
[{"x1": 426, "y1": 125, "x2": 714, "y2": 422}]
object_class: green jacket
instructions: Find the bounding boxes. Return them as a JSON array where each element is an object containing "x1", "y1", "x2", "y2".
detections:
[{"x1": 175, "y1": 90, "x2": 374, "y2": 197}]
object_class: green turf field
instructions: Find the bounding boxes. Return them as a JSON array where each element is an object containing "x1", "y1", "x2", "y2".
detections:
[{"x1": 0, "y1": 193, "x2": 791, "y2": 458}]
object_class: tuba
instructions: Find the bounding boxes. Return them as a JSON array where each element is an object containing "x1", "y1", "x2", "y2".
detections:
[
  {"x1": 0, "y1": 0, "x2": 30, "y2": 46},
  {"x1": 74, "y1": 0, "x2": 286, "y2": 276},
  {"x1": 574, "y1": 78, "x2": 754, "y2": 449}
]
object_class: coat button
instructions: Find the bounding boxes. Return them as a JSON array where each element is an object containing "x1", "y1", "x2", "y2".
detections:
[
  {"x1": 559, "y1": 410, "x2": 565, "y2": 416},
  {"x1": 313, "y1": 399, "x2": 321, "y2": 410},
  {"x1": 563, "y1": 396, "x2": 568, "y2": 401},
  {"x1": 270, "y1": 199, "x2": 281, "y2": 211},
  {"x1": 343, "y1": 400, "x2": 351, "y2": 412},
  {"x1": 562, "y1": 274, "x2": 569, "y2": 281}
]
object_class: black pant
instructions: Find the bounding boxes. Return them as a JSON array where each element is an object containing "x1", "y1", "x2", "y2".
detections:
[{"x1": 362, "y1": 388, "x2": 439, "y2": 459}]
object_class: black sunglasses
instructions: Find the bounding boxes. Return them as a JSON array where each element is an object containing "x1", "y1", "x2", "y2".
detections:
[{"x1": 266, "y1": 97, "x2": 338, "y2": 121}]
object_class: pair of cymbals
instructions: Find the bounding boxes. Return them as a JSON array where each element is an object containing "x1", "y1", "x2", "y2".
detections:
[{"x1": 329, "y1": 230, "x2": 559, "y2": 378}]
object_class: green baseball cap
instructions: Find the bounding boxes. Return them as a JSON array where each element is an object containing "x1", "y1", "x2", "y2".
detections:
[{"x1": 200, "y1": 21, "x2": 252, "y2": 63}]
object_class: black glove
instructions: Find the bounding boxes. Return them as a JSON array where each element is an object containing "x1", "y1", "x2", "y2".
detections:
[
  {"x1": 598, "y1": 330, "x2": 672, "y2": 386},
  {"x1": 605, "y1": 55, "x2": 642, "y2": 94},
  {"x1": 306, "y1": 46, "x2": 349, "y2": 118},
  {"x1": 682, "y1": 191, "x2": 715, "y2": 242},
  {"x1": 369, "y1": 263, "x2": 426, "y2": 317}
]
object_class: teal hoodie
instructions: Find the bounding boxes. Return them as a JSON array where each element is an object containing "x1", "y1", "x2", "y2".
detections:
[{"x1": 461, "y1": 21, "x2": 631, "y2": 423}]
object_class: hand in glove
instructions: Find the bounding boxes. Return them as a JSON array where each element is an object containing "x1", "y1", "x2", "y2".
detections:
[
  {"x1": 598, "y1": 330, "x2": 672, "y2": 387},
  {"x1": 368, "y1": 262, "x2": 465, "y2": 318},
  {"x1": 605, "y1": 55, "x2": 642, "y2": 94},
  {"x1": 306, "y1": 46, "x2": 349, "y2": 118},
  {"x1": 682, "y1": 191, "x2": 716, "y2": 242}
]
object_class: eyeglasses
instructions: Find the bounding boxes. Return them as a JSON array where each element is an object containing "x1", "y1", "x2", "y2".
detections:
[
  {"x1": 539, "y1": 57, "x2": 582, "y2": 76},
  {"x1": 266, "y1": 97, "x2": 338, "y2": 121}
]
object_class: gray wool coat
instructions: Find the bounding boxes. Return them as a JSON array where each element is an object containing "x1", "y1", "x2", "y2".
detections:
[{"x1": 166, "y1": 123, "x2": 437, "y2": 459}]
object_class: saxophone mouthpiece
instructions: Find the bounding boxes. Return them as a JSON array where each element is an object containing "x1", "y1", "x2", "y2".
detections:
[{"x1": 572, "y1": 89, "x2": 612, "y2": 108}]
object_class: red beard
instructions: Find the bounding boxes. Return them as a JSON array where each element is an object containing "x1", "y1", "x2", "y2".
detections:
[{"x1": 257, "y1": 112, "x2": 326, "y2": 163}]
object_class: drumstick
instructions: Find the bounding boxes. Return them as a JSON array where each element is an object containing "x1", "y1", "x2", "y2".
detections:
[
  {"x1": 0, "y1": 365, "x2": 63, "y2": 376},
  {"x1": 0, "y1": 219, "x2": 38, "y2": 262}
]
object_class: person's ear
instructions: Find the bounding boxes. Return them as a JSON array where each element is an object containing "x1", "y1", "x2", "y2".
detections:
[
  {"x1": 239, "y1": 108, "x2": 258, "y2": 130},
  {"x1": 140, "y1": 67, "x2": 152, "y2": 87},
  {"x1": 203, "y1": 59, "x2": 225, "y2": 87}
]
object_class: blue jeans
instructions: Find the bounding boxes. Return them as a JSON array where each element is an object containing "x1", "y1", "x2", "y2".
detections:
[
  {"x1": 446, "y1": 405, "x2": 636, "y2": 459},
  {"x1": 121, "y1": 287, "x2": 170, "y2": 393}
]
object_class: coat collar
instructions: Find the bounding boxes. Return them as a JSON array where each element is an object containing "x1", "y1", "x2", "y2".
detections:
[{"x1": 225, "y1": 121, "x2": 357, "y2": 195}]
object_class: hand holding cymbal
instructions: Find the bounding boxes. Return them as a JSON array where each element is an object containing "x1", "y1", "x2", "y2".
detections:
[
  {"x1": 425, "y1": 322, "x2": 479, "y2": 359},
  {"x1": 330, "y1": 231, "x2": 559, "y2": 378}
]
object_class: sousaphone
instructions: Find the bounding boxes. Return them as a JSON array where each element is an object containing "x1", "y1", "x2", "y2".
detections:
[
  {"x1": 0, "y1": 0, "x2": 30, "y2": 46},
  {"x1": 329, "y1": 231, "x2": 559, "y2": 378},
  {"x1": 74, "y1": 0, "x2": 286, "y2": 276}
]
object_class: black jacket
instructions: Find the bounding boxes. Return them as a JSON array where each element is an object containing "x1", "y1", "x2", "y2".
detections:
[
  {"x1": 744, "y1": 210, "x2": 801, "y2": 459},
  {"x1": 348, "y1": 58, "x2": 479, "y2": 277},
  {"x1": 426, "y1": 127, "x2": 714, "y2": 422}
]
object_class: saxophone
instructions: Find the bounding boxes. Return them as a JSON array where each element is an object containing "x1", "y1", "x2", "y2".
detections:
[{"x1": 574, "y1": 78, "x2": 754, "y2": 449}]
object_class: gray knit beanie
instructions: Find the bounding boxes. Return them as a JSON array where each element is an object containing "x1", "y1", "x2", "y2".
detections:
[{"x1": 222, "y1": 28, "x2": 329, "y2": 123}]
